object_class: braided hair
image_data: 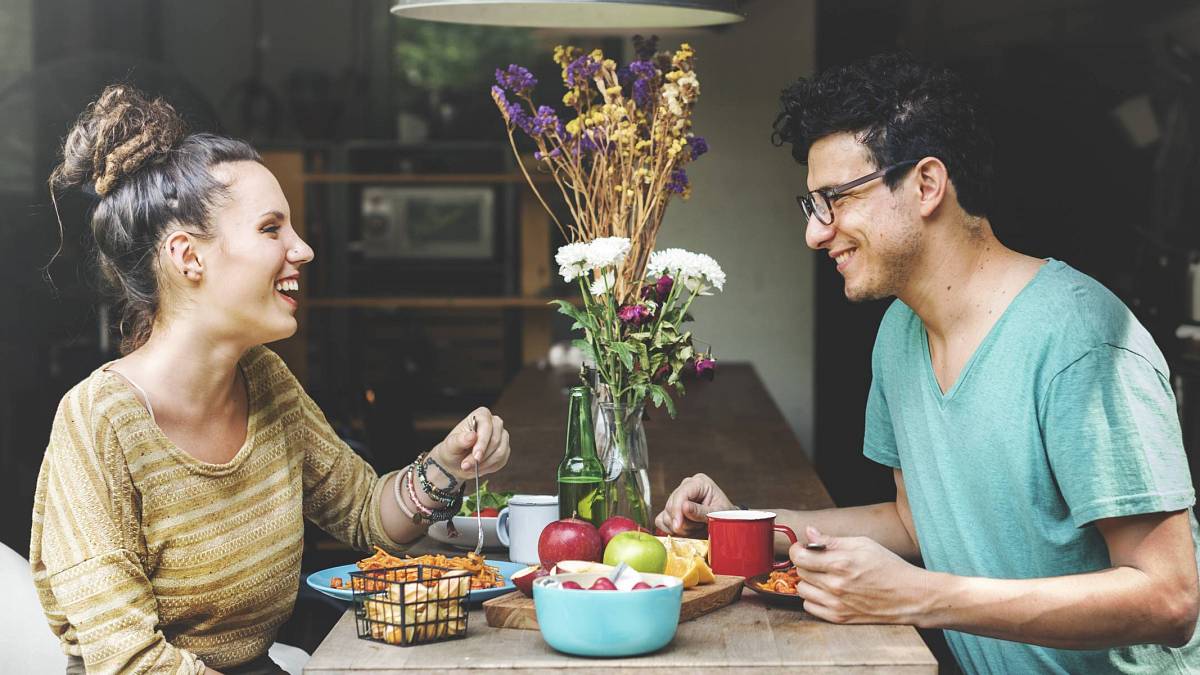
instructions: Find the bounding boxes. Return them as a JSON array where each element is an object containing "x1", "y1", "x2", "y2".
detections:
[{"x1": 48, "y1": 84, "x2": 261, "y2": 353}]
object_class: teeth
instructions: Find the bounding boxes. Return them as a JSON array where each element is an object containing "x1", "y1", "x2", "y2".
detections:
[
  {"x1": 835, "y1": 250, "x2": 855, "y2": 265},
  {"x1": 275, "y1": 279, "x2": 299, "y2": 292}
]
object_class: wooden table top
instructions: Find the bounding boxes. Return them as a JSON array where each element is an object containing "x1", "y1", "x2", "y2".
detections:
[{"x1": 303, "y1": 364, "x2": 937, "y2": 673}]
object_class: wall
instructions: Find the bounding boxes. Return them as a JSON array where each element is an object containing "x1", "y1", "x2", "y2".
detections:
[{"x1": 656, "y1": 0, "x2": 818, "y2": 455}]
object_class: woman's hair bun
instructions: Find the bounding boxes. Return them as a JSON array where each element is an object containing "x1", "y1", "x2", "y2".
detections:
[{"x1": 51, "y1": 84, "x2": 187, "y2": 197}]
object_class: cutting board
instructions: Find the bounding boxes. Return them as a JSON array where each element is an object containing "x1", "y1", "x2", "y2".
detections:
[{"x1": 483, "y1": 574, "x2": 744, "y2": 630}]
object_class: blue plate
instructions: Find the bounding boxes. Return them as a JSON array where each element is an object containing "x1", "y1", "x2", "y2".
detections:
[{"x1": 306, "y1": 560, "x2": 525, "y2": 604}]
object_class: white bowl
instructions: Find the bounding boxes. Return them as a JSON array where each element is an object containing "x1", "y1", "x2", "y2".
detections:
[{"x1": 428, "y1": 516, "x2": 504, "y2": 550}]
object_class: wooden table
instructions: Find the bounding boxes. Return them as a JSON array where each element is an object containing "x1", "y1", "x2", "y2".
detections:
[{"x1": 304, "y1": 365, "x2": 937, "y2": 673}]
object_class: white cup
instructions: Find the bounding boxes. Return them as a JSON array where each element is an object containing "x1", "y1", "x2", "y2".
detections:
[{"x1": 496, "y1": 494, "x2": 559, "y2": 566}]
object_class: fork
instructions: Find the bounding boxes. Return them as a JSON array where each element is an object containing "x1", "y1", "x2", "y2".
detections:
[{"x1": 468, "y1": 415, "x2": 484, "y2": 556}]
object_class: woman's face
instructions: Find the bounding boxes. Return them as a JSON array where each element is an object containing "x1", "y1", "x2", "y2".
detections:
[{"x1": 190, "y1": 161, "x2": 314, "y2": 346}]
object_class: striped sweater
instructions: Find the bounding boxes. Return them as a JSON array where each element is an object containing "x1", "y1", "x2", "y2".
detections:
[{"x1": 30, "y1": 346, "x2": 407, "y2": 673}]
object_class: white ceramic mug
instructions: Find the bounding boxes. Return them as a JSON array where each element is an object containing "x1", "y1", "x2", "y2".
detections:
[{"x1": 496, "y1": 494, "x2": 559, "y2": 565}]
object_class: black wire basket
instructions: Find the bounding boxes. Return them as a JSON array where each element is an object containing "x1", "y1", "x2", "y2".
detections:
[{"x1": 351, "y1": 564, "x2": 471, "y2": 647}]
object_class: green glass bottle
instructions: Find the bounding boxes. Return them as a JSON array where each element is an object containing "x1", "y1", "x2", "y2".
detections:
[{"x1": 557, "y1": 386, "x2": 607, "y2": 525}]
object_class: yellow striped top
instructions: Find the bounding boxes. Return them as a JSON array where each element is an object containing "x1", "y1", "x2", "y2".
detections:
[{"x1": 29, "y1": 346, "x2": 408, "y2": 673}]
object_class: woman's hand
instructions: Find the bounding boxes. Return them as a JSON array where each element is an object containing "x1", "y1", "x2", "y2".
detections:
[{"x1": 430, "y1": 407, "x2": 511, "y2": 480}]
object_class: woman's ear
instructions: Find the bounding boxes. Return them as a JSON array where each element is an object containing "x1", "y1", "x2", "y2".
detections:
[
  {"x1": 914, "y1": 156, "x2": 949, "y2": 218},
  {"x1": 163, "y1": 230, "x2": 204, "y2": 281}
]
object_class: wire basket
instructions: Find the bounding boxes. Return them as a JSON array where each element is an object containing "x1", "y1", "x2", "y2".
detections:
[{"x1": 351, "y1": 564, "x2": 471, "y2": 647}]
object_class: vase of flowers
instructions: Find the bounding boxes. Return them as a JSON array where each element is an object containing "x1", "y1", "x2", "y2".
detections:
[{"x1": 492, "y1": 37, "x2": 723, "y2": 528}]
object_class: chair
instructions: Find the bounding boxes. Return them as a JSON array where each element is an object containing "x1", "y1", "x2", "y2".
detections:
[
  {"x1": 0, "y1": 540, "x2": 64, "y2": 673},
  {"x1": 0, "y1": 541, "x2": 308, "y2": 674}
]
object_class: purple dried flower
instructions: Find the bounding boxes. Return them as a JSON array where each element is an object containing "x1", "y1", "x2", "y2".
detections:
[
  {"x1": 694, "y1": 357, "x2": 716, "y2": 381},
  {"x1": 493, "y1": 85, "x2": 531, "y2": 133},
  {"x1": 529, "y1": 105, "x2": 561, "y2": 136},
  {"x1": 665, "y1": 168, "x2": 689, "y2": 194},
  {"x1": 495, "y1": 64, "x2": 537, "y2": 94},
  {"x1": 629, "y1": 60, "x2": 658, "y2": 108},
  {"x1": 534, "y1": 147, "x2": 563, "y2": 161},
  {"x1": 618, "y1": 304, "x2": 654, "y2": 326},
  {"x1": 566, "y1": 55, "x2": 601, "y2": 87},
  {"x1": 688, "y1": 136, "x2": 708, "y2": 159},
  {"x1": 578, "y1": 130, "x2": 600, "y2": 154}
]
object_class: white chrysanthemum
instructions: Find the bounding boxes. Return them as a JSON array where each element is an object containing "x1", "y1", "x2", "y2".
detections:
[
  {"x1": 555, "y1": 242, "x2": 590, "y2": 282},
  {"x1": 585, "y1": 236, "x2": 632, "y2": 270},
  {"x1": 689, "y1": 251, "x2": 726, "y2": 294},
  {"x1": 646, "y1": 248, "x2": 725, "y2": 295},
  {"x1": 589, "y1": 271, "x2": 615, "y2": 297}
]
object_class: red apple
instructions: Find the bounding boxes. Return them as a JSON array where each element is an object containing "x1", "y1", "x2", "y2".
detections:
[
  {"x1": 510, "y1": 564, "x2": 549, "y2": 597},
  {"x1": 598, "y1": 515, "x2": 647, "y2": 547},
  {"x1": 632, "y1": 581, "x2": 653, "y2": 590},
  {"x1": 589, "y1": 577, "x2": 617, "y2": 591},
  {"x1": 538, "y1": 517, "x2": 603, "y2": 567},
  {"x1": 560, "y1": 580, "x2": 583, "y2": 590}
]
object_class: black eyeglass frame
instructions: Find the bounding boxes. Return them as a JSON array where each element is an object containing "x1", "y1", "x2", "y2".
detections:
[{"x1": 796, "y1": 159, "x2": 921, "y2": 225}]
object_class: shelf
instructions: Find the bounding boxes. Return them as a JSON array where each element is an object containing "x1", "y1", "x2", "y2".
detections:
[
  {"x1": 307, "y1": 296, "x2": 576, "y2": 310},
  {"x1": 304, "y1": 173, "x2": 553, "y2": 184}
]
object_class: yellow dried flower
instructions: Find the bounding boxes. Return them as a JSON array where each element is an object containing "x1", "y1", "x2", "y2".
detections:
[
  {"x1": 605, "y1": 85, "x2": 622, "y2": 97},
  {"x1": 565, "y1": 118, "x2": 582, "y2": 135},
  {"x1": 563, "y1": 91, "x2": 578, "y2": 106}
]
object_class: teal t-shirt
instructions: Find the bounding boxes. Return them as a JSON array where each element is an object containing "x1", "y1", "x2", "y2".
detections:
[{"x1": 865, "y1": 259, "x2": 1200, "y2": 674}]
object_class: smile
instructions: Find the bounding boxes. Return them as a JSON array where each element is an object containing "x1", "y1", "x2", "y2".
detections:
[
  {"x1": 833, "y1": 248, "x2": 857, "y2": 269},
  {"x1": 275, "y1": 276, "x2": 299, "y2": 307}
]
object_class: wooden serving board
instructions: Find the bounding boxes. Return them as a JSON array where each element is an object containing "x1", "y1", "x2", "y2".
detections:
[{"x1": 483, "y1": 574, "x2": 744, "y2": 630}]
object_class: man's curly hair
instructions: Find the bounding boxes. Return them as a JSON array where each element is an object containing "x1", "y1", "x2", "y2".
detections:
[{"x1": 772, "y1": 52, "x2": 994, "y2": 217}]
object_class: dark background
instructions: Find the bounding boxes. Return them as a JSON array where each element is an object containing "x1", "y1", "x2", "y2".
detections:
[{"x1": 2, "y1": 0, "x2": 1200, "y2": 664}]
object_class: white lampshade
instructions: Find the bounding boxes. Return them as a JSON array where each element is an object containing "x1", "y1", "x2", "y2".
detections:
[{"x1": 390, "y1": 0, "x2": 744, "y2": 28}]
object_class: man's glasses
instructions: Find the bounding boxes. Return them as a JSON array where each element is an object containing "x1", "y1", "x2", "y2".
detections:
[{"x1": 796, "y1": 159, "x2": 920, "y2": 225}]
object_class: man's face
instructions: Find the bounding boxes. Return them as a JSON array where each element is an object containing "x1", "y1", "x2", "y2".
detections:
[{"x1": 804, "y1": 133, "x2": 922, "y2": 302}]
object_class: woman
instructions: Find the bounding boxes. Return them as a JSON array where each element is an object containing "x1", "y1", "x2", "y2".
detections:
[{"x1": 30, "y1": 85, "x2": 512, "y2": 674}]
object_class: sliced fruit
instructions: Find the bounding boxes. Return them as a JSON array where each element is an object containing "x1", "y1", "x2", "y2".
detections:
[
  {"x1": 656, "y1": 535, "x2": 709, "y2": 559},
  {"x1": 695, "y1": 557, "x2": 715, "y2": 584},
  {"x1": 589, "y1": 577, "x2": 617, "y2": 591},
  {"x1": 679, "y1": 558, "x2": 701, "y2": 589},
  {"x1": 511, "y1": 564, "x2": 548, "y2": 597},
  {"x1": 663, "y1": 549, "x2": 690, "y2": 578}
]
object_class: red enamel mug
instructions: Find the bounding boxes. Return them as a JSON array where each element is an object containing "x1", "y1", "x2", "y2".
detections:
[{"x1": 707, "y1": 510, "x2": 798, "y2": 578}]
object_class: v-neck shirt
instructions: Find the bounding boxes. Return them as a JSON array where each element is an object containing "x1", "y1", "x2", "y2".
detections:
[
  {"x1": 864, "y1": 258, "x2": 1199, "y2": 673},
  {"x1": 30, "y1": 346, "x2": 409, "y2": 672}
]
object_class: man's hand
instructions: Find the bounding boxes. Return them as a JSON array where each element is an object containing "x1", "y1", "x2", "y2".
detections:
[
  {"x1": 654, "y1": 473, "x2": 735, "y2": 536},
  {"x1": 430, "y1": 407, "x2": 511, "y2": 480},
  {"x1": 790, "y1": 526, "x2": 934, "y2": 625}
]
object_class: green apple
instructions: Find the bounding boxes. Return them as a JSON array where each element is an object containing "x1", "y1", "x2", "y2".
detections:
[{"x1": 602, "y1": 530, "x2": 667, "y2": 574}]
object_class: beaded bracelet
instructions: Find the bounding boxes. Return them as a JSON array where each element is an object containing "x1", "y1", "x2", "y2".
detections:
[{"x1": 404, "y1": 464, "x2": 460, "y2": 523}]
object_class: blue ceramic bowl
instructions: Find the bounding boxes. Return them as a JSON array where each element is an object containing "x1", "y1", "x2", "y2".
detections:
[{"x1": 533, "y1": 572, "x2": 683, "y2": 657}]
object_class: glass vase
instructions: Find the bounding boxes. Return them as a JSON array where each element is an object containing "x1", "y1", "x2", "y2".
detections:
[{"x1": 594, "y1": 401, "x2": 651, "y2": 529}]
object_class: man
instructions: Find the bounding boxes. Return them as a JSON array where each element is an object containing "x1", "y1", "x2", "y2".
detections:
[{"x1": 655, "y1": 53, "x2": 1200, "y2": 673}]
